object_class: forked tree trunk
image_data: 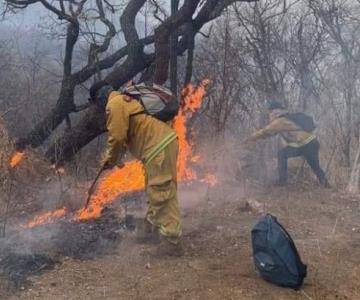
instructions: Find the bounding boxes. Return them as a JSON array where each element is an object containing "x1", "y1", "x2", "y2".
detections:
[{"x1": 10, "y1": 0, "x2": 257, "y2": 166}]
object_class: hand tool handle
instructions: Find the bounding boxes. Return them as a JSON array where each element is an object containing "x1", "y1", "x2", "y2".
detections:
[{"x1": 85, "y1": 166, "x2": 105, "y2": 208}]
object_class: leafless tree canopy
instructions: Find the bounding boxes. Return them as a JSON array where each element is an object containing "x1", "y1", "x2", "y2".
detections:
[
  {"x1": 4, "y1": 0, "x2": 360, "y2": 191},
  {"x1": 2, "y1": 0, "x2": 256, "y2": 165}
]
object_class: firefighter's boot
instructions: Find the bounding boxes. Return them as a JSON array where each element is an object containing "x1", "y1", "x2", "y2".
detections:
[{"x1": 136, "y1": 219, "x2": 160, "y2": 244}]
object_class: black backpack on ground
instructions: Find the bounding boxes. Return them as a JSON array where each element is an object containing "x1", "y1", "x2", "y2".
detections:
[
  {"x1": 251, "y1": 214, "x2": 307, "y2": 289},
  {"x1": 285, "y1": 112, "x2": 316, "y2": 132},
  {"x1": 123, "y1": 83, "x2": 179, "y2": 122}
]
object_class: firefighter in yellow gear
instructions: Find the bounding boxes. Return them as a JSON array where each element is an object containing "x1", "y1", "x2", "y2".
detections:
[
  {"x1": 89, "y1": 81, "x2": 183, "y2": 256},
  {"x1": 245, "y1": 101, "x2": 329, "y2": 187}
]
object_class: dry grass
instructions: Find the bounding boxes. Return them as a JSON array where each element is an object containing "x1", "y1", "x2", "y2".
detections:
[{"x1": 0, "y1": 119, "x2": 11, "y2": 204}]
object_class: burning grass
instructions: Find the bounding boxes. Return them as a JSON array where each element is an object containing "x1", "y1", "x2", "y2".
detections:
[
  {"x1": 0, "y1": 80, "x2": 214, "y2": 293},
  {"x1": 75, "y1": 80, "x2": 211, "y2": 220},
  {"x1": 24, "y1": 207, "x2": 67, "y2": 229},
  {"x1": 22, "y1": 80, "x2": 213, "y2": 229},
  {"x1": 9, "y1": 151, "x2": 25, "y2": 168},
  {"x1": 0, "y1": 207, "x2": 132, "y2": 291},
  {"x1": 76, "y1": 161, "x2": 144, "y2": 221}
]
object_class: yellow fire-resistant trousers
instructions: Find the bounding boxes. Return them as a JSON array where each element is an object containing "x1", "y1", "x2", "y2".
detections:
[{"x1": 144, "y1": 139, "x2": 182, "y2": 244}]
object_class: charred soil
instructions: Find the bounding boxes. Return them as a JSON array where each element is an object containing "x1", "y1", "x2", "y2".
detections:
[{"x1": 1, "y1": 182, "x2": 360, "y2": 300}]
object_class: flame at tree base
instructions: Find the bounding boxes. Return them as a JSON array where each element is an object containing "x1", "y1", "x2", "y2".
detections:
[
  {"x1": 10, "y1": 151, "x2": 25, "y2": 168},
  {"x1": 22, "y1": 80, "x2": 214, "y2": 229}
]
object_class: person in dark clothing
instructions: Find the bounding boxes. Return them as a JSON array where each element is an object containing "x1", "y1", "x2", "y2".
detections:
[
  {"x1": 277, "y1": 139, "x2": 329, "y2": 186},
  {"x1": 245, "y1": 101, "x2": 330, "y2": 187}
]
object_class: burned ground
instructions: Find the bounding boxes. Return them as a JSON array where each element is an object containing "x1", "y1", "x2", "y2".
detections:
[
  {"x1": 1, "y1": 182, "x2": 359, "y2": 300},
  {"x1": 0, "y1": 206, "x2": 134, "y2": 293}
]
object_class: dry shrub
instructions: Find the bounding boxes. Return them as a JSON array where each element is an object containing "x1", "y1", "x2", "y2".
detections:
[
  {"x1": 0, "y1": 118, "x2": 56, "y2": 220},
  {"x1": 0, "y1": 119, "x2": 11, "y2": 206}
]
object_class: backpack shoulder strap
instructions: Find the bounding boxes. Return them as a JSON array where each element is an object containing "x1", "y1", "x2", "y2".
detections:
[
  {"x1": 113, "y1": 91, "x2": 145, "y2": 117},
  {"x1": 269, "y1": 215, "x2": 307, "y2": 276}
]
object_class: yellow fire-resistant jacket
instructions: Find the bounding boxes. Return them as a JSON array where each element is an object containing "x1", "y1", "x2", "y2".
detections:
[
  {"x1": 249, "y1": 109, "x2": 316, "y2": 147},
  {"x1": 104, "y1": 91, "x2": 176, "y2": 165}
]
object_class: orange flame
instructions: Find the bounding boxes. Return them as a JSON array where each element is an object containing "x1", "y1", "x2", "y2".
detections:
[
  {"x1": 174, "y1": 79, "x2": 210, "y2": 180},
  {"x1": 23, "y1": 207, "x2": 67, "y2": 228},
  {"x1": 10, "y1": 151, "x2": 25, "y2": 168},
  {"x1": 75, "y1": 79, "x2": 211, "y2": 221},
  {"x1": 76, "y1": 161, "x2": 144, "y2": 220},
  {"x1": 23, "y1": 80, "x2": 213, "y2": 227}
]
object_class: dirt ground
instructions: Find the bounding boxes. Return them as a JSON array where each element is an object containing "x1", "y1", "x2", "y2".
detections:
[{"x1": 2, "y1": 181, "x2": 360, "y2": 300}]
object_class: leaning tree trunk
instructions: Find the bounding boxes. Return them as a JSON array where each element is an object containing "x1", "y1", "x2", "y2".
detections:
[
  {"x1": 15, "y1": 20, "x2": 81, "y2": 149},
  {"x1": 347, "y1": 135, "x2": 360, "y2": 194},
  {"x1": 45, "y1": 26, "x2": 198, "y2": 165},
  {"x1": 17, "y1": 80, "x2": 76, "y2": 149},
  {"x1": 45, "y1": 105, "x2": 106, "y2": 165},
  {"x1": 46, "y1": 54, "x2": 154, "y2": 165},
  {"x1": 16, "y1": 0, "x2": 257, "y2": 166}
]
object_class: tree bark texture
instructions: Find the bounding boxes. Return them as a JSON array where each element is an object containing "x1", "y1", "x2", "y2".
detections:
[
  {"x1": 170, "y1": 0, "x2": 180, "y2": 95},
  {"x1": 6, "y1": 0, "x2": 257, "y2": 165}
]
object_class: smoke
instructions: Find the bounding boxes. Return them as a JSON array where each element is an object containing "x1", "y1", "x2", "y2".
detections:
[
  {"x1": 0, "y1": 169, "x2": 85, "y2": 259},
  {"x1": 176, "y1": 136, "x2": 262, "y2": 212},
  {"x1": 0, "y1": 223, "x2": 61, "y2": 256},
  {"x1": 0, "y1": 207, "x2": 126, "y2": 289}
]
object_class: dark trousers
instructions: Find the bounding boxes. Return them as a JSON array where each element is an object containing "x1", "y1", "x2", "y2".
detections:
[{"x1": 277, "y1": 139, "x2": 329, "y2": 186}]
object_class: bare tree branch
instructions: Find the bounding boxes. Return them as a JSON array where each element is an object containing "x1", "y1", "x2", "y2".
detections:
[{"x1": 9, "y1": 0, "x2": 259, "y2": 163}]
